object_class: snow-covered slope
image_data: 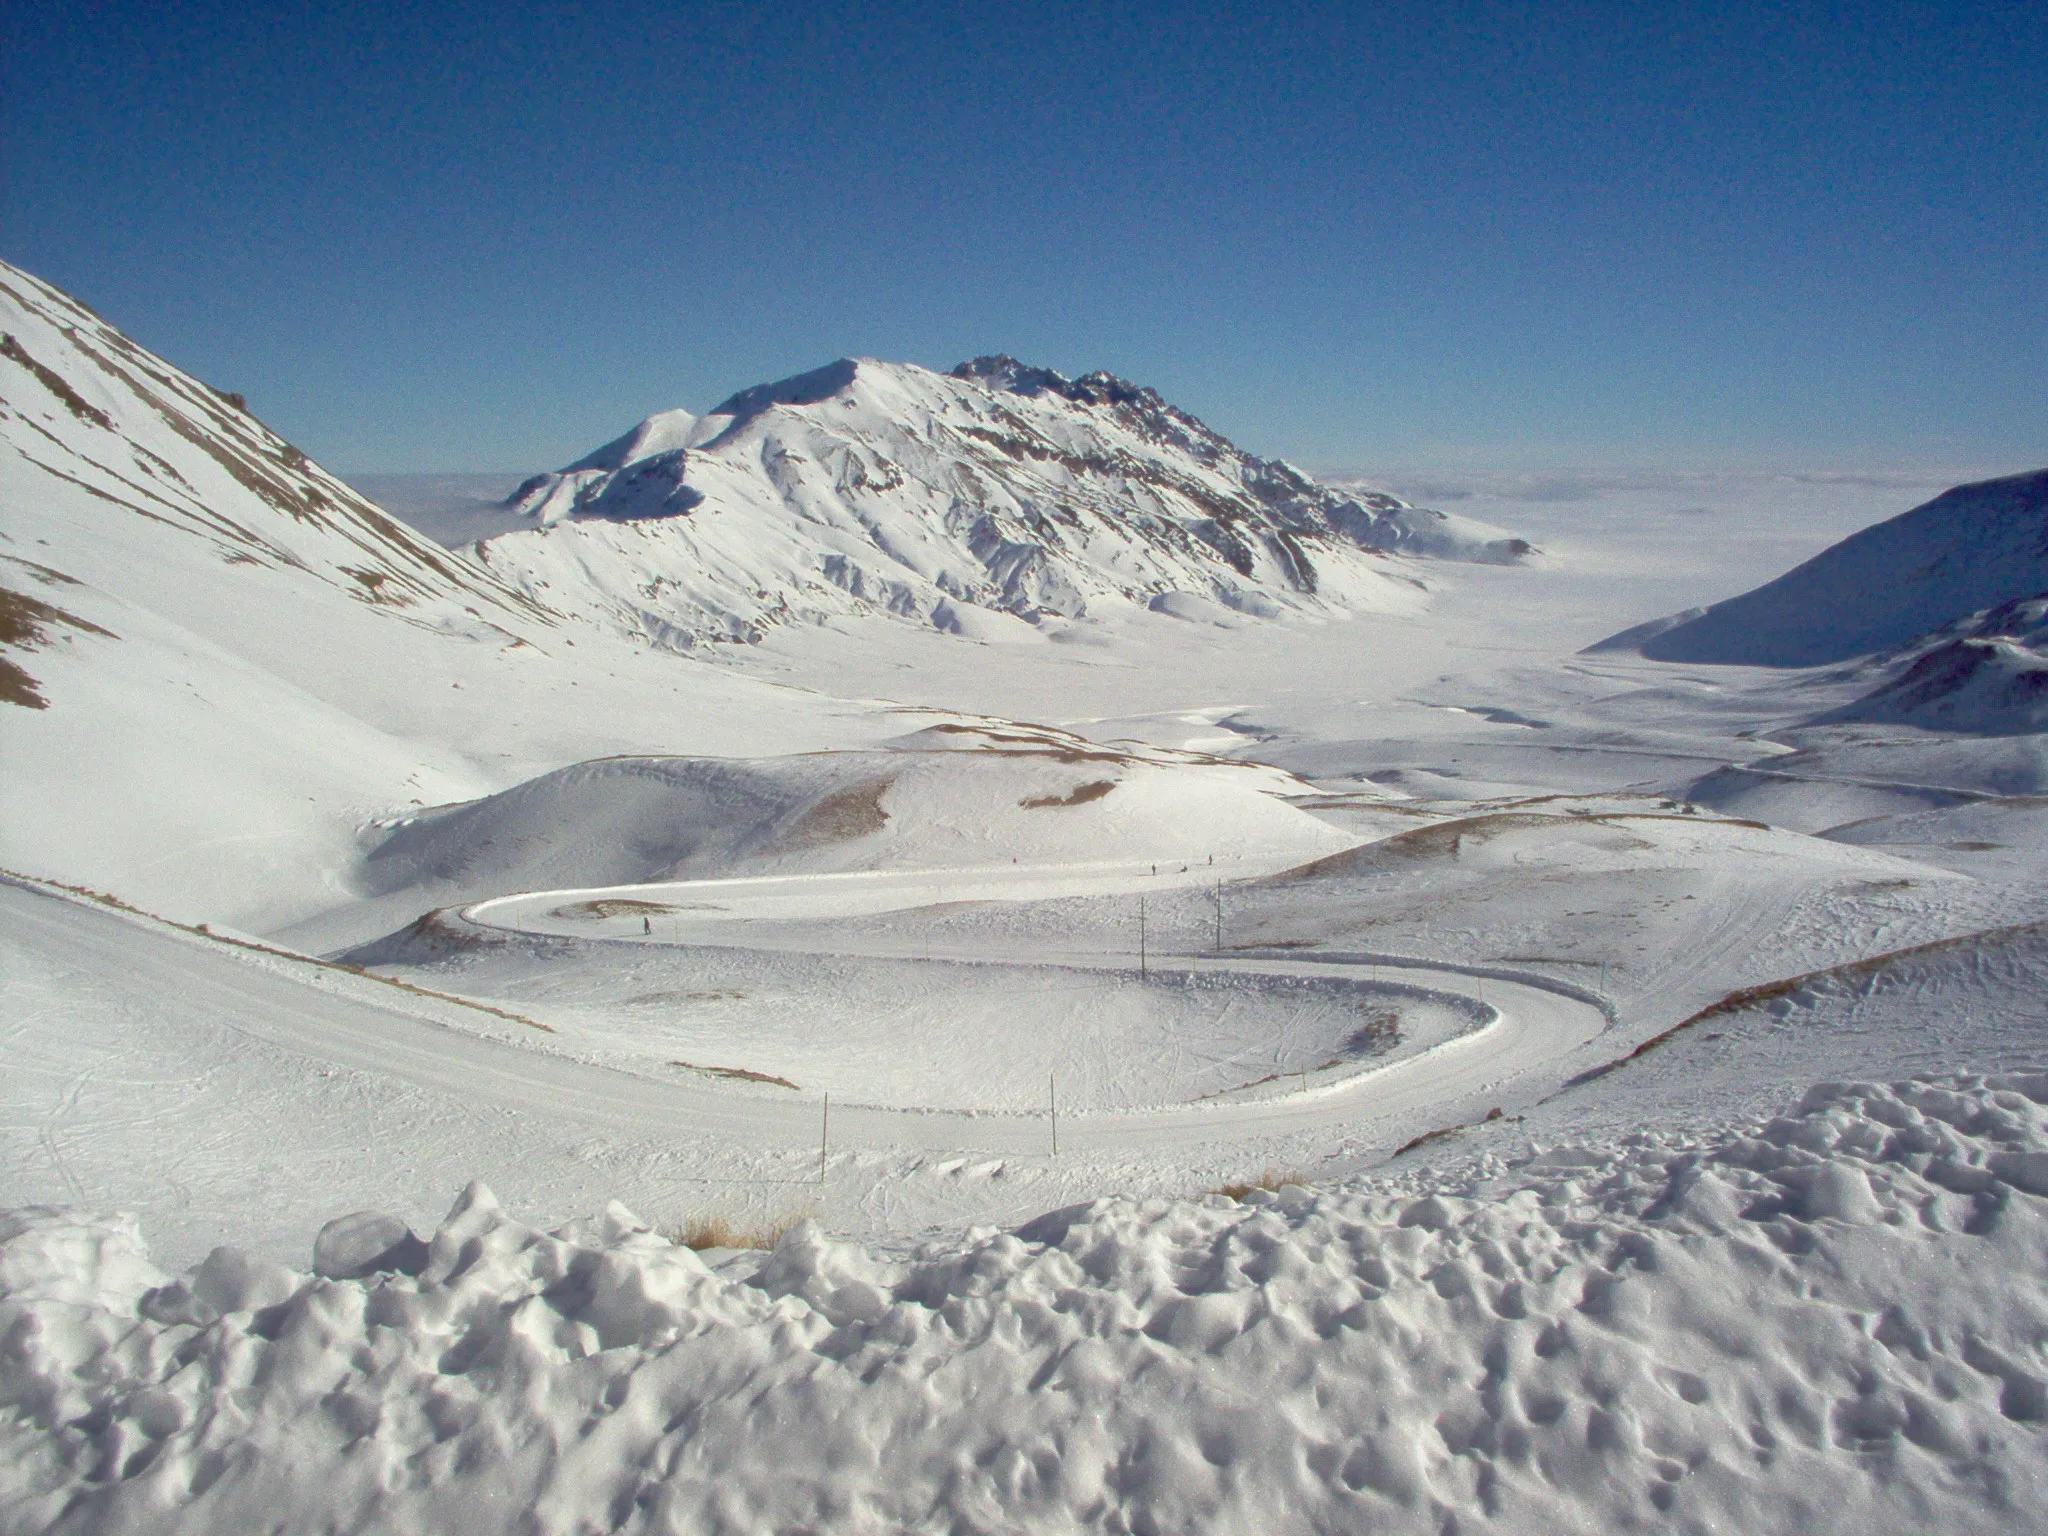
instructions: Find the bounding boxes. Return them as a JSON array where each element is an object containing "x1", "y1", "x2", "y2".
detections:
[
  {"x1": 315, "y1": 720, "x2": 1357, "y2": 950},
  {"x1": 474, "y1": 355, "x2": 1534, "y2": 646},
  {"x1": 0, "y1": 262, "x2": 541, "y2": 636},
  {"x1": 1589, "y1": 468, "x2": 2048, "y2": 665},
  {"x1": 0, "y1": 261, "x2": 890, "y2": 926},
  {"x1": 1815, "y1": 596, "x2": 2048, "y2": 735},
  {"x1": 364, "y1": 724, "x2": 1348, "y2": 896}
]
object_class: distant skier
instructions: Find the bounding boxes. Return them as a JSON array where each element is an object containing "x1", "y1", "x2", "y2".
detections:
[{"x1": 643, "y1": 916, "x2": 651, "y2": 934}]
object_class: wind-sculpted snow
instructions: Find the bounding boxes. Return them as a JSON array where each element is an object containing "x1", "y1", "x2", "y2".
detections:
[
  {"x1": 6, "y1": 1076, "x2": 2047, "y2": 1533},
  {"x1": 478, "y1": 354, "x2": 1533, "y2": 646},
  {"x1": 1591, "y1": 468, "x2": 2048, "y2": 666}
]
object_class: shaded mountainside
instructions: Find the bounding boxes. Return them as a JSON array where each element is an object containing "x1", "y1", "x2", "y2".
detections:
[
  {"x1": 1816, "y1": 596, "x2": 2048, "y2": 735},
  {"x1": 476, "y1": 354, "x2": 1535, "y2": 646},
  {"x1": 1590, "y1": 469, "x2": 2048, "y2": 667}
]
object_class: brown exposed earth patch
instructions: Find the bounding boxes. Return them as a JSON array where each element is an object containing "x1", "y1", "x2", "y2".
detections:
[
  {"x1": 776, "y1": 778, "x2": 894, "y2": 850},
  {"x1": 552, "y1": 898, "x2": 678, "y2": 920},
  {"x1": 1, "y1": 332, "x2": 111, "y2": 428},
  {"x1": 0, "y1": 582, "x2": 118, "y2": 708},
  {"x1": 1021, "y1": 780, "x2": 1116, "y2": 809},
  {"x1": 668, "y1": 1060, "x2": 799, "y2": 1090}
]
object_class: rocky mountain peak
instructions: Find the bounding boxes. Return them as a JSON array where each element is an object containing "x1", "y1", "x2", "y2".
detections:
[{"x1": 478, "y1": 353, "x2": 1537, "y2": 647}]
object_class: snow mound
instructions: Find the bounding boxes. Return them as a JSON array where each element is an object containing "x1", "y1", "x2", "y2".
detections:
[
  {"x1": 475, "y1": 354, "x2": 1534, "y2": 647},
  {"x1": 1687, "y1": 732, "x2": 2048, "y2": 833},
  {"x1": 351, "y1": 730, "x2": 1353, "y2": 916},
  {"x1": 1265, "y1": 808, "x2": 1803, "y2": 882},
  {"x1": 7, "y1": 1075, "x2": 2048, "y2": 1533},
  {"x1": 1589, "y1": 468, "x2": 2048, "y2": 665}
]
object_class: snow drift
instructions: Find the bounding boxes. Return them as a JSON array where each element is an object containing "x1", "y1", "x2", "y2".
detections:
[
  {"x1": 474, "y1": 354, "x2": 1534, "y2": 647},
  {"x1": 7, "y1": 1074, "x2": 2047, "y2": 1534},
  {"x1": 1589, "y1": 469, "x2": 2048, "y2": 666}
]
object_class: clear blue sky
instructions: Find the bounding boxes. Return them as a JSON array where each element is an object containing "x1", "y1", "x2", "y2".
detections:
[{"x1": 7, "y1": 1, "x2": 2043, "y2": 474}]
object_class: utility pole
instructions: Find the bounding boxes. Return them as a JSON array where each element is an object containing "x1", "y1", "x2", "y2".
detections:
[
  {"x1": 818, "y1": 1093, "x2": 829, "y2": 1186},
  {"x1": 1049, "y1": 1074, "x2": 1058, "y2": 1157},
  {"x1": 1214, "y1": 881, "x2": 1223, "y2": 952},
  {"x1": 1139, "y1": 895, "x2": 1147, "y2": 978}
]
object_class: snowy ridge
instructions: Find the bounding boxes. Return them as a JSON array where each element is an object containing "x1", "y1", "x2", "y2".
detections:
[
  {"x1": 0, "y1": 261, "x2": 541, "y2": 632},
  {"x1": 0, "y1": 260, "x2": 890, "y2": 928},
  {"x1": 476, "y1": 354, "x2": 1534, "y2": 646},
  {"x1": 1590, "y1": 468, "x2": 2048, "y2": 666},
  {"x1": 348, "y1": 724, "x2": 1352, "y2": 913},
  {"x1": 1816, "y1": 595, "x2": 2048, "y2": 735},
  {"x1": 7, "y1": 1074, "x2": 2048, "y2": 1533}
]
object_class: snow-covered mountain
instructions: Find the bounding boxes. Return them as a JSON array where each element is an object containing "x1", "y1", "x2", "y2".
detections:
[
  {"x1": 0, "y1": 260, "x2": 882, "y2": 924},
  {"x1": 473, "y1": 355, "x2": 1535, "y2": 646},
  {"x1": 0, "y1": 263, "x2": 546, "y2": 642},
  {"x1": 1589, "y1": 468, "x2": 2048, "y2": 666},
  {"x1": 1815, "y1": 596, "x2": 2048, "y2": 735}
]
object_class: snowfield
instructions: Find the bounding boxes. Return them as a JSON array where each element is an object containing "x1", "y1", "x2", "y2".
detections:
[
  {"x1": 5, "y1": 254, "x2": 2048, "y2": 1531},
  {"x1": 7, "y1": 1075, "x2": 2048, "y2": 1534}
]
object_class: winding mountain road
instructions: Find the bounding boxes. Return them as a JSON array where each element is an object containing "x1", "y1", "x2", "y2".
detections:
[{"x1": 8, "y1": 871, "x2": 1609, "y2": 1165}]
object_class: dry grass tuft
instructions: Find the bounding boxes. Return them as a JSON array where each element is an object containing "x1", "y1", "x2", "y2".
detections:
[
  {"x1": 661, "y1": 1212, "x2": 805, "y2": 1252},
  {"x1": 1212, "y1": 1168, "x2": 1308, "y2": 1202},
  {"x1": 1020, "y1": 779, "x2": 1116, "y2": 809},
  {"x1": 775, "y1": 778, "x2": 894, "y2": 850},
  {"x1": 0, "y1": 655, "x2": 45, "y2": 709},
  {"x1": 667, "y1": 1059, "x2": 800, "y2": 1090}
]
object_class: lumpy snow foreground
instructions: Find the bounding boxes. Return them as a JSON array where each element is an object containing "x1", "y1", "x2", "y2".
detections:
[{"x1": 7, "y1": 1076, "x2": 2048, "y2": 1534}]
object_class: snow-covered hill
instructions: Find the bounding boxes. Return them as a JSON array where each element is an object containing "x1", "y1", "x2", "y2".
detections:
[
  {"x1": 306, "y1": 719, "x2": 1358, "y2": 952},
  {"x1": 0, "y1": 261, "x2": 891, "y2": 925},
  {"x1": 1815, "y1": 596, "x2": 2048, "y2": 735},
  {"x1": 1589, "y1": 468, "x2": 2048, "y2": 665},
  {"x1": 472, "y1": 355, "x2": 1534, "y2": 646}
]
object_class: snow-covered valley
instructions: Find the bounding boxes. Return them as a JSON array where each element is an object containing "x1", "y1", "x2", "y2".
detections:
[{"x1": 5, "y1": 255, "x2": 2048, "y2": 1532}]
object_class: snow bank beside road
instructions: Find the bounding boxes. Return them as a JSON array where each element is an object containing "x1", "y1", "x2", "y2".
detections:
[{"x1": 7, "y1": 1076, "x2": 2047, "y2": 1534}]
